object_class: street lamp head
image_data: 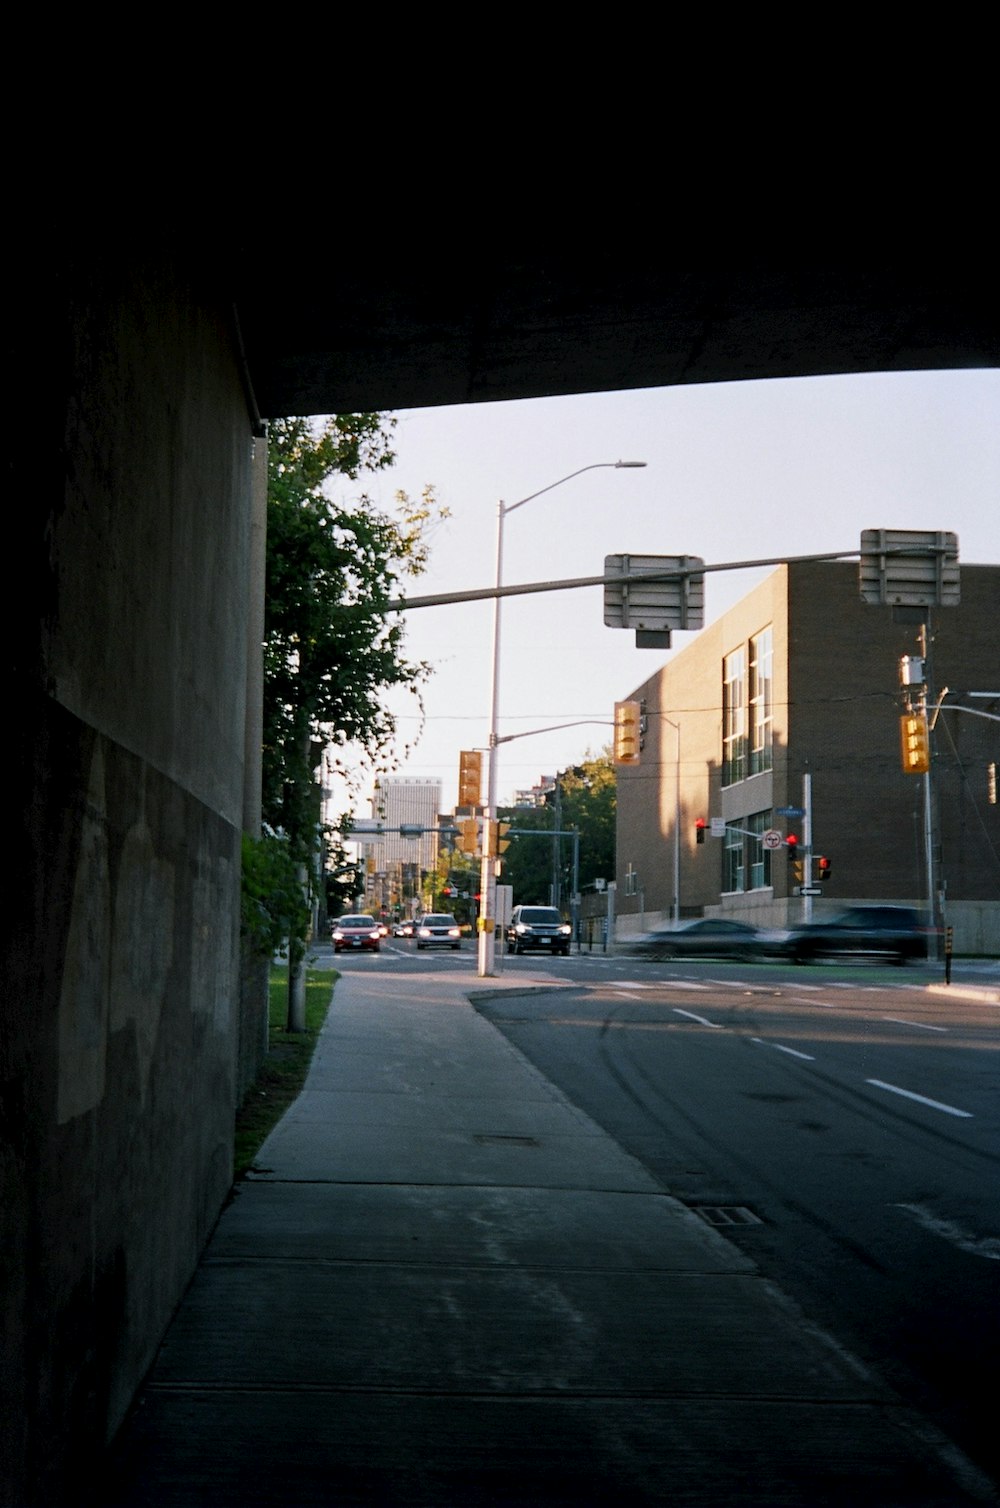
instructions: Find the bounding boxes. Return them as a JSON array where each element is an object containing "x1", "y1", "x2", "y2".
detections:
[{"x1": 614, "y1": 460, "x2": 647, "y2": 468}]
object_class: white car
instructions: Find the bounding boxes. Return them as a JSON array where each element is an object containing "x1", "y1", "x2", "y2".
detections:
[{"x1": 415, "y1": 914, "x2": 462, "y2": 950}]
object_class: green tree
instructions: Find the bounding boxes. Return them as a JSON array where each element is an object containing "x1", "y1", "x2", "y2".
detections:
[
  {"x1": 500, "y1": 751, "x2": 616, "y2": 908},
  {"x1": 259, "y1": 415, "x2": 445, "y2": 1020}
]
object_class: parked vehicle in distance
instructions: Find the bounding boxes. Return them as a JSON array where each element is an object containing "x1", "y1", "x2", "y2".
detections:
[
  {"x1": 331, "y1": 914, "x2": 382, "y2": 954},
  {"x1": 784, "y1": 905, "x2": 930, "y2": 964},
  {"x1": 507, "y1": 906, "x2": 572, "y2": 955},
  {"x1": 392, "y1": 920, "x2": 414, "y2": 938},
  {"x1": 636, "y1": 917, "x2": 777, "y2": 960},
  {"x1": 416, "y1": 914, "x2": 462, "y2": 950}
]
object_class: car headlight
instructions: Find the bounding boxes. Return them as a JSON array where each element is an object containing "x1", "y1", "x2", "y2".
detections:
[
  {"x1": 448, "y1": 928, "x2": 460, "y2": 938},
  {"x1": 514, "y1": 923, "x2": 528, "y2": 934},
  {"x1": 559, "y1": 925, "x2": 571, "y2": 935}
]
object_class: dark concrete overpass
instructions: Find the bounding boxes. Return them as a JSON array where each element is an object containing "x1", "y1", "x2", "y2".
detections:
[{"x1": 233, "y1": 252, "x2": 998, "y2": 420}]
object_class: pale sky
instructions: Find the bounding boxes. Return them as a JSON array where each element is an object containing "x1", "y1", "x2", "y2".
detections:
[{"x1": 323, "y1": 368, "x2": 998, "y2": 821}]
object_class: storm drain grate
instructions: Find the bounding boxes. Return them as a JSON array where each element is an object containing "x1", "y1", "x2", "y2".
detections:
[
  {"x1": 688, "y1": 1205, "x2": 763, "y2": 1227},
  {"x1": 474, "y1": 1134, "x2": 541, "y2": 1147}
]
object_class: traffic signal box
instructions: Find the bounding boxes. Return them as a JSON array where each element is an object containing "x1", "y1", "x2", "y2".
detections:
[
  {"x1": 484, "y1": 820, "x2": 511, "y2": 860},
  {"x1": 613, "y1": 701, "x2": 641, "y2": 766},
  {"x1": 817, "y1": 855, "x2": 831, "y2": 882},
  {"x1": 458, "y1": 750, "x2": 483, "y2": 806},
  {"x1": 900, "y1": 713, "x2": 930, "y2": 774},
  {"x1": 695, "y1": 818, "x2": 707, "y2": 845},
  {"x1": 786, "y1": 834, "x2": 804, "y2": 885},
  {"x1": 458, "y1": 817, "x2": 479, "y2": 854}
]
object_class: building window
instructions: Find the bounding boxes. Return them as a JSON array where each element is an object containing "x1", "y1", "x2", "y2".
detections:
[
  {"x1": 722, "y1": 648, "x2": 746, "y2": 786},
  {"x1": 723, "y1": 823, "x2": 744, "y2": 893},
  {"x1": 723, "y1": 628, "x2": 773, "y2": 785},
  {"x1": 723, "y1": 812, "x2": 773, "y2": 893},
  {"x1": 749, "y1": 628, "x2": 773, "y2": 776},
  {"x1": 747, "y1": 811, "x2": 772, "y2": 890},
  {"x1": 625, "y1": 863, "x2": 639, "y2": 897}
]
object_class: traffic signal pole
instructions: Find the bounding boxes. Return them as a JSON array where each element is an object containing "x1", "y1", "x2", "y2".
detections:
[{"x1": 802, "y1": 772, "x2": 814, "y2": 923}]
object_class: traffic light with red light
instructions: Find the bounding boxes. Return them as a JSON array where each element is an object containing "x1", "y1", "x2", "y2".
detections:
[
  {"x1": 817, "y1": 856, "x2": 832, "y2": 882},
  {"x1": 695, "y1": 818, "x2": 707, "y2": 845}
]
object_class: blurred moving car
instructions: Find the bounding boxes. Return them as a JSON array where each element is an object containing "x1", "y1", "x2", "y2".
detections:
[
  {"x1": 507, "y1": 906, "x2": 572, "y2": 955},
  {"x1": 331, "y1": 915, "x2": 382, "y2": 954},
  {"x1": 392, "y1": 920, "x2": 414, "y2": 938},
  {"x1": 416, "y1": 914, "x2": 462, "y2": 950},
  {"x1": 783, "y1": 906, "x2": 930, "y2": 964},
  {"x1": 636, "y1": 917, "x2": 775, "y2": 960}
]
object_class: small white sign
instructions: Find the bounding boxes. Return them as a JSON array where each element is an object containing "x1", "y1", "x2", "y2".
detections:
[{"x1": 710, "y1": 817, "x2": 726, "y2": 838}]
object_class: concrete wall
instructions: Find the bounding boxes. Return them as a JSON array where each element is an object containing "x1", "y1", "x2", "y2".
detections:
[{"x1": 4, "y1": 248, "x2": 258, "y2": 1505}]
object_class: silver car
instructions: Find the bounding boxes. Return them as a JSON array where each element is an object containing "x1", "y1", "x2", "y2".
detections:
[{"x1": 415, "y1": 914, "x2": 462, "y2": 950}]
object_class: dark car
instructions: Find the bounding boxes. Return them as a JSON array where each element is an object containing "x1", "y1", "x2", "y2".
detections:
[
  {"x1": 637, "y1": 917, "x2": 773, "y2": 960},
  {"x1": 415, "y1": 914, "x2": 462, "y2": 950},
  {"x1": 331, "y1": 914, "x2": 382, "y2": 954},
  {"x1": 784, "y1": 905, "x2": 930, "y2": 965},
  {"x1": 507, "y1": 906, "x2": 572, "y2": 955}
]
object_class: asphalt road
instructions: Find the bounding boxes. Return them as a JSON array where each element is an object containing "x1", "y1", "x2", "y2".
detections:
[{"x1": 329, "y1": 941, "x2": 999, "y2": 1487}]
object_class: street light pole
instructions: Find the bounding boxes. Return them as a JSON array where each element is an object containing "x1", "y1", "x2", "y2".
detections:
[
  {"x1": 477, "y1": 461, "x2": 647, "y2": 978},
  {"x1": 662, "y1": 715, "x2": 681, "y2": 925}
]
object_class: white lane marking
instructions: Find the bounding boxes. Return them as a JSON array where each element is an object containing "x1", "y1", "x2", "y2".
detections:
[
  {"x1": 750, "y1": 1037, "x2": 816, "y2": 1061},
  {"x1": 672, "y1": 1008, "x2": 723, "y2": 1029},
  {"x1": 614, "y1": 979, "x2": 711, "y2": 991},
  {"x1": 866, "y1": 1079, "x2": 972, "y2": 1118},
  {"x1": 895, "y1": 1203, "x2": 1000, "y2": 1261},
  {"x1": 882, "y1": 1016, "x2": 948, "y2": 1033}
]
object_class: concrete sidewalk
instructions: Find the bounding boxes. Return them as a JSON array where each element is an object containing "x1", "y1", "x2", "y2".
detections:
[{"x1": 100, "y1": 966, "x2": 997, "y2": 1506}]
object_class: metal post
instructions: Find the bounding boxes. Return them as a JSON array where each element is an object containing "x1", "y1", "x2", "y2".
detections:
[
  {"x1": 477, "y1": 498, "x2": 505, "y2": 979},
  {"x1": 476, "y1": 463, "x2": 646, "y2": 978},
  {"x1": 919, "y1": 619, "x2": 943, "y2": 959},
  {"x1": 802, "y1": 772, "x2": 813, "y2": 923},
  {"x1": 571, "y1": 829, "x2": 580, "y2": 950},
  {"x1": 663, "y1": 716, "x2": 681, "y2": 925}
]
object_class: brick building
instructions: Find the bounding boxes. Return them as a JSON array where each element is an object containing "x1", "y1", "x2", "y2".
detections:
[{"x1": 615, "y1": 562, "x2": 999, "y2": 953}]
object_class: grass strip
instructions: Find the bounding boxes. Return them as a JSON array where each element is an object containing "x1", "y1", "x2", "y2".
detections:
[{"x1": 234, "y1": 965, "x2": 337, "y2": 1177}]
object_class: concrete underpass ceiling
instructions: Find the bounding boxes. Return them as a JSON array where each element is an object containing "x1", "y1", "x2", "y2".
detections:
[{"x1": 232, "y1": 254, "x2": 999, "y2": 421}]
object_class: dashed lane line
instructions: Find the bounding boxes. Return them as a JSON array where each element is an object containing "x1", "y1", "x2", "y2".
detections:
[{"x1": 865, "y1": 1079, "x2": 972, "y2": 1118}]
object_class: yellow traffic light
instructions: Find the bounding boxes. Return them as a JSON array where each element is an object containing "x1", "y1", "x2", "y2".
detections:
[
  {"x1": 459, "y1": 817, "x2": 479, "y2": 854},
  {"x1": 613, "y1": 700, "x2": 641, "y2": 766},
  {"x1": 900, "y1": 712, "x2": 930, "y2": 774},
  {"x1": 485, "y1": 820, "x2": 511, "y2": 859},
  {"x1": 458, "y1": 750, "x2": 482, "y2": 807}
]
